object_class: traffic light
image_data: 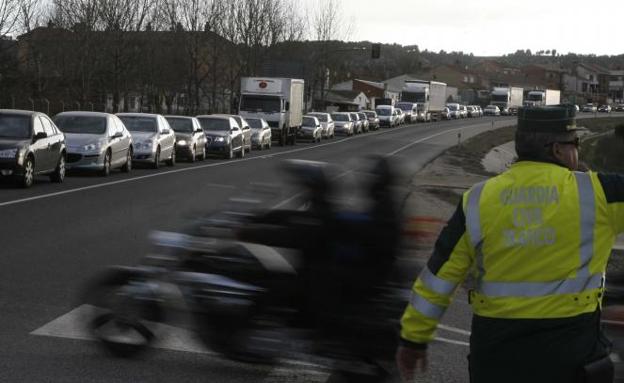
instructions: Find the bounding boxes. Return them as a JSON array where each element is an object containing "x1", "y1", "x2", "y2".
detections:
[{"x1": 371, "y1": 43, "x2": 381, "y2": 59}]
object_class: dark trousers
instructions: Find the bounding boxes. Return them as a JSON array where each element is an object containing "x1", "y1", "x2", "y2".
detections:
[{"x1": 468, "y1": 311, "x2": 613, "y2": 383}]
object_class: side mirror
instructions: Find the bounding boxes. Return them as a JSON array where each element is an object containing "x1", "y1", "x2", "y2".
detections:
[
  {"x1": 33, "y1": 132, "x2": 47, "y2": 141},
  {"x1": 161, "y1": 128, "x2": 170, "y2": 135},
  {"x1": 113, "y1": 132, "x2": 123, "y2": 139}
]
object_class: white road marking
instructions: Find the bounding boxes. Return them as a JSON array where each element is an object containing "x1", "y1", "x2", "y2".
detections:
[
  {"x1": 438, "y1": 324, "x2": 471, "y2": 336},
  {"x1": 435, "y1": 337, "x2": 470, "y2": 347}
]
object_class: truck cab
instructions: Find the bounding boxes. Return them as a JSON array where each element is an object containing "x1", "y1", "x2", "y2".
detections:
[{"x1": 239, "y1": 78, "x2": 304, "y2": 146}]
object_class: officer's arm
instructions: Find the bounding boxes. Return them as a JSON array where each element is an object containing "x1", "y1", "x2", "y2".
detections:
[
  {"x1": 597, "y1": 173, "x2": 624, "y2": 233},
  {"x1": 400, "y1": 199, "x2": 475, "y2": 348}
]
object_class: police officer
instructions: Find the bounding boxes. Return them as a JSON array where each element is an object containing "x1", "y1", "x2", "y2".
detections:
[{"x1": 396, "y1": 105, "x2": 621, "y2": 382}]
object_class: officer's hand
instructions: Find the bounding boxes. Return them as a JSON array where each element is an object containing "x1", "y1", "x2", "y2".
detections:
[{"x1": 396, "y1": 345, "x2": 428, "y2": 382}]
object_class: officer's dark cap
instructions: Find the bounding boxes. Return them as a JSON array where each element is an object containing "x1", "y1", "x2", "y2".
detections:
[{"x1": 517, "y1": 104, "x2": 578, "y2": 133}]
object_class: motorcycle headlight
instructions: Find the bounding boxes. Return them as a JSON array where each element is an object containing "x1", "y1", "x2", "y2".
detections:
[{"x1": 0, "y1": 148, "x2": 17, "y2": 158}]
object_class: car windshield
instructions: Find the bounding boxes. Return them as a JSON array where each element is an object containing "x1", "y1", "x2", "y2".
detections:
[
  {"x1": 55, "y1": 115, "x2": 107, "y2": 134},
  {"x1": 0, "y1": 114, "x2": 31, "y2": 139},
  {"x1": 364, "y1": 112, "x2": 376, "y2": 118},
  {"x1": 247, "y1": 119, "x2": 263, "y2": 129},
  {"x1": 486, "y1": 105, "x2": 496, "y2": 109},
  {"x1": 303, "y1": 117, "x2": 317, "y2": 127},
  {"x1": 376, "y1": 108, "x2": 391, "y2": 116},
  {"x1": 332, "y1": 113, "x2": 349, "y2": 121},
  {"x1": 119, "y1": 116, "x2": 157, "y2": 132},
  {"x1": 239, "y1": 95, "x2": 281, "y2": 113},
  {"x1": 198, "y1": 118, "x2": 230, "y2": 131},
  {"x1": 447, "y1": 104, "x2": 458, "y2": 111},
  {"x1": 396, "y1": 103, "x2": 413, "y2": 111},
  {"x1": 166, "y1": 118, "x2": 193, "y2": 133},
  {"x1": 310, "y1": 114, "x2": 327, "y2": 122}
]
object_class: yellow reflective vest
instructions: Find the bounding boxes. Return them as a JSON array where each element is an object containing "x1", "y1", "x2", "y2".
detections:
[{"x1": 401, "y1": 161, "x2": 624, "y2": 345}]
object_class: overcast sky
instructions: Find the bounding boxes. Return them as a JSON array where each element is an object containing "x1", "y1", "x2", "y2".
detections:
[{"x1": 308, "y1": 0, "x2": 623, "y2": 57}]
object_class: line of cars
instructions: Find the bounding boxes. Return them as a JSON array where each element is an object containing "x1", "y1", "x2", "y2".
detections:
[{"x1": 0, "y1": 109, "x2": 358, "y2": 188}]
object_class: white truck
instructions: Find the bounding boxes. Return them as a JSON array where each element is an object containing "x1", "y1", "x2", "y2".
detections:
[
  {"x1": 400, "y1": 80, "x2": 447, "y2": 121},
  {"x1": 524, "y1": 89, "x2": 561, "y2": 107},
  {"x1": 239, "y1": 77, "x2": 304, "y2": 146},
  {"x1": 490, "y1": 87, "x2": 524, "y2": 115}
]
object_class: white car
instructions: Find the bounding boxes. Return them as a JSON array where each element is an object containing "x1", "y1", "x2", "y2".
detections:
[
  {"x1": 300, "y1": 116, "x2": 322, "y2": 142},
  {"x1": 395, "y1": 102, "x2": 418, "y2": 123},
  {"x1": 307, "y1": 112, "x2": 335, "y2": 138},
  {"x1": 582, "y1": 104, "x2": 597, "y2": 113},
  {"x1": 446, "y1": 103, "x2": 461, "y2": 119},
  {"x1": 117, "y1": 113, "x2": 176, "y2": 169},
  {"x1": 483, "y1": 105, "x2": 501, "y2": 116},
  {"x1": 246, "y1": 117, "x2": 272, "y2": 150},
  {"x1": 330, "y1": 112, "x2": 354, "y2": 135},
  {"x1": 376, "y1": 105, "x2": 397, "y2": 127}
]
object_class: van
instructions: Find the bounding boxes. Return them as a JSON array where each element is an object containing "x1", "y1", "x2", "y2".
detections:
[{"x1": 375, "y1": 105, "x2": 397, "y2": 128}]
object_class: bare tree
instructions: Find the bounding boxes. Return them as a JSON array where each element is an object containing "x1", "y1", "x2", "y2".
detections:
[
  {"x1": 17, "y1": 0, "x2": 46, "y2": 33},
  {"x1": 0, "y1": 0, "x2": 20, "y2": 38},
  {"x1": 308, "y1": 0, "x2": 354, "y2": 107}
]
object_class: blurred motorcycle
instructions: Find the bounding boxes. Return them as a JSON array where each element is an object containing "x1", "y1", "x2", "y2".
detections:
[{"x1": 82, "y1": 156, "x2": 408, "y2": 381}]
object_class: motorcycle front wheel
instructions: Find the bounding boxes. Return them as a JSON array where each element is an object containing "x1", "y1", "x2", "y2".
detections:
[{"x1": 83, "y1": 268, "x2": 164, "y2": 358}]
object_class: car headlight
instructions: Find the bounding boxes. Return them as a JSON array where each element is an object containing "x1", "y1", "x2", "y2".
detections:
[
  {"x1": 82, "y1": 142, "x2": 103, "y2": 152},
  {"x1": 139, "y1": 139, "x2": 154, "y2": 149},
  {"x1": 215, "y1": 137, "x2": 225, "y2": 143},
  {"x1": 0, "y1": 148, "x2": 17, "y2": 158},
  {"x1": 177, "y1": 140, "x2": 187, "y2": 146}
]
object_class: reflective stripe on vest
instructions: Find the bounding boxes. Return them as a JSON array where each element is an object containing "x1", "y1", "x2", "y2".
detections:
[
  {"x1": 466, "y1": 172, "x2": 602, "y2": 297},
  {"x1": 419, "y1": 266, "x2": 458, "y2": 296},
  {"x1": 409, "y1": 291, "x2": 445, "y2": 319}
]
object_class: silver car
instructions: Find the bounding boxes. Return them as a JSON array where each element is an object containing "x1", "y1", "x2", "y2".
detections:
[
  {"x1": 117, "y1": 113, "x2": 176, "y2": 169},
  {"x1": 224, "y1": 115, "x2": 252, "y2": 153},
  {"x1": 54, "y1": 111, "x2": 133, "y2": 176},
  {"x1": 246, "y1": 117, "x2": 272, "y2": 150},
  {"x1": 307, "y1": 112, "x2": 335, "y2": 138},
  {"x1": 300, "y1": 116, "x2": 322, "y2": 142},
  {"x1": 165, "y1": 115, "x2": 207, "y2": 162},
  {"x1": 363, "y1": 110, "x2": 379, "y2": 130},
  {"x1": 331, "y1": 112, "x2": 354, "y2": 136},
  {"x1": 196, "y1": 115, "x2": 244, "y2": 159},
  {"x1": 349, "y1": 112, "x2": 362, "y2": 134},
  {"x1": 357, "y1": 112, "x2": 370, "y2": 132}
]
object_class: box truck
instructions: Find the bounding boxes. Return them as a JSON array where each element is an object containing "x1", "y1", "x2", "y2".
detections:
[
  {"x1": 239, "y1": 77, "x2": 304, "y2": 146},
  {"x1": 524, "y1": 89, "x2": 561, "y2": 107},
  {"x1": 400, "y1": 80, "x2": 447, "y2": 121},
  {"x1": 490, "y1": 87, "x2": 524, "y2": 115}
]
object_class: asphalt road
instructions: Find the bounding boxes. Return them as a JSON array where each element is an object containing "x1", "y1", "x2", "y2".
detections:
[{"x1": 1, "y1": 113, "x2": 599, "y2": 383}]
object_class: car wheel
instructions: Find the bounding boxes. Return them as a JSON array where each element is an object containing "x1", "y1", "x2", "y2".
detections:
[
  {"x1": 190, "y1": 146, "x2": 196, "y2": 163},
  {"x1": 20, "y1": 156, "x2": 34, "y2": 188},
  {"x1": 100, "y1": 150, "x2": 111, "y2": 177},
  {"x1": 50, "y1": 154, "x2": 65, "y2": 183},
  {"x1": 121, "y1": 148, "x2": 132, "y2": 173},
  {"x1": 166, "y1": 148, "x2": 176, "y2": 167},
  {"x1": 152, "y1": 148, "x2": 160, "y2": 169},
  {"x1": 279, "y1": 131, "x2": 286, "y2": 146}
]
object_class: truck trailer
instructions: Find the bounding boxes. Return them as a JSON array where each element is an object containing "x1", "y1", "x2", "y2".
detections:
[
  {"x1": 239, "y1": 77, "x2": 304, "y2": 146},
  {"x1": 490, "y1": 87, "x2": 524, "y2": 115},
  {"x1": 400, "y1": 80, "x2": 447, "y2": 121},
  {"x1": 524, "y1": 89, "x2": 561, "y2": 107}
]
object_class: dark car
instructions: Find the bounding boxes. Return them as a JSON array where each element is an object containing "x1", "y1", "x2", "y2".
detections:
[
  {"x1": 0, "y1": 109, "x2": 66, "y2": 187},
  {"x1": 165, "y1": 115, "x2": 207, "y2": 162}
]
